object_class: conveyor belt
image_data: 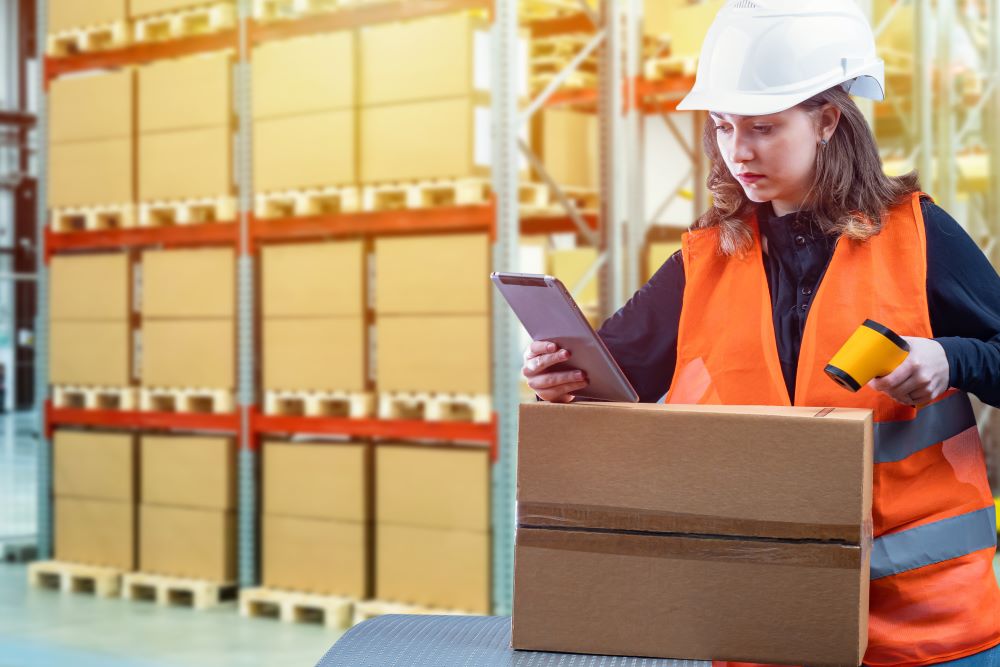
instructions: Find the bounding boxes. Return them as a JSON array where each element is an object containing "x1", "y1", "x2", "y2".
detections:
[{"x1": 315, "y1": 614, "x2": 711, "y2": 667}]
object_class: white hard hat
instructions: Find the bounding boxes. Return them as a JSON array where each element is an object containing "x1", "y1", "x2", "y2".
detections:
[{"x1": 676, "y1": 0, "x2": 885, "y2": 116}]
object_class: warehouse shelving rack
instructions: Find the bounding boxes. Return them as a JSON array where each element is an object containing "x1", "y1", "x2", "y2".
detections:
[{"x1": 34, "y1": 0, "x2": 592, "y2": 615}]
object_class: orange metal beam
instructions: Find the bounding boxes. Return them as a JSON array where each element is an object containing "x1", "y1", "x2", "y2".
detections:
[
  {"x1": 45, "y1": 401, "x2": 240, "y2": 440},
  {"x1": 527, "y1": 11, "x2": 595, "y2": 38},
  {"x1": 45, "y1": 223, "x2": 239, "y2": 261},
  {"x1": 44, "y1": 31, "x2": 237, "y2": 85}
]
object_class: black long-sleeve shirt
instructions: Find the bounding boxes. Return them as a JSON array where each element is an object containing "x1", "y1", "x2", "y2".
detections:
[{"x1": 597, "y1": 196, "x2": 1000, "y2": 407}]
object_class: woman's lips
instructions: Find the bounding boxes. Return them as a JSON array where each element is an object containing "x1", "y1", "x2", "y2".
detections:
[{"x1": 738, "y1": 173, "x2": 765, "y2": 184}]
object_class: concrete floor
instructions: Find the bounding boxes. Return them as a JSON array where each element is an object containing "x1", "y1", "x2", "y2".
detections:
[{"x1": 0, "y1": 411, "x2": 341, "y2": 667}]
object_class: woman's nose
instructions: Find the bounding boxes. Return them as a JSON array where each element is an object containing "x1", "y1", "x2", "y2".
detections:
[{"x1": 730, "y1": 134, "x2": 754, "y2": 162}]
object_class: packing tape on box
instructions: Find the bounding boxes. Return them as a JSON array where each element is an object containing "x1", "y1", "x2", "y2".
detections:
[
  {"x1": 518, "y1": 501, "x2": 865, "y2": 543},
  {"x1": 517, "y1": 527, "x2": 868, "y2": 570}
]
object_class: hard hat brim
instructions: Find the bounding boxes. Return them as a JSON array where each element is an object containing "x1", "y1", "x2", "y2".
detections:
[{"x1": 676, "y1": 89, "x2": 826, "y2": 117}]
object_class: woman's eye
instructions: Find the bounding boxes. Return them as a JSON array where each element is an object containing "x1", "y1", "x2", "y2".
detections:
[
  {"x1": 714, "y1": 126, "x2": 731, "y2": 134},
  {"x1": 754, "y1": 126, "x2": 772, "y2": 134}
]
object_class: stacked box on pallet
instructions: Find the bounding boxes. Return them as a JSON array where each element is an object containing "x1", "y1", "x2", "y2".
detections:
[
  {"x1": 531, "y1": 108, "x2": 598, "y2": 197},
  {"x1": 53, "y1": 430, "x2": 137, "y2": 570},
  {"x1": 140, "y1": 248, "x2": 235, "y2": 410},
  {"x1": 375, "y1": 445, "x2": 490, "y2": 613},
  {"x1": 139, "y1": 435, "x2": 236, "y2": 581},
  {"x1": 262, "y1": 442, "x2": 369, "y2": 597},
  {"x1": 644, "y1": 0, "x2": 724, "y2": 74},
  {"x1": 48, "y1": 70, "x2": 135, "y2": 231},
  {"x1": 359, "y1": 13, "x2": 529, "y2": 208},
  {"x1": 49, "y1": 254, "x2": 132, "y2": 399},
  {"x1": 374, "y1": 234, "x2": 491, "y2": 420},
  {"x1": 252, "y1": 31, "x2": 356, "y2": 217},
  {"x1": 547, "y1": 247, "x2": 601, "y2": 328},
  {"x1": 646, "y1": 240, "x2": 682, "y2": 281},
  {"x1": 261, "y1": 241, "x2": 368, "y2": 415},
  {"x1": 137, "y1": 52, "x2": 235, "y2": 225}
]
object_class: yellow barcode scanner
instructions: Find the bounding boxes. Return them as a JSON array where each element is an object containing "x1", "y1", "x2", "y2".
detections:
[{"x1": 825, "y1": 319, "x2": 910, "y2": 392}]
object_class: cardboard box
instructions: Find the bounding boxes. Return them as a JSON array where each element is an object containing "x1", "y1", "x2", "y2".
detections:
[
  {"x1": 513, "y1": 402, "x2": 873, "y2": 665},
  {"x1": 533, "y1": 109, "x2": 598, "y2": 189},
  {"x1": 261, "y1": 241, "x2": 365, "y2": 318},
  {"x1": 55, "y1": 497, "x2": 135, "y2": 570},
  {"x1": 141, "y1": 248, "x2": 234, "y2": 318},
  {"x1": 547, "y1": 248, "x2": 598, "y2": 309},
  {"x1": 263, "y1": 442, "x2": 366, "y2": 521},
  {"x1": 141, "y1": 435, "x2": 236, "y2": 510},
  {"x1": 49, "y1": 138, "x2": 133, "y2": 208},
  {"x1": 139, "y1": 127, "x2": 232, "y2": 201},
  {"x1": 644, "y1": 0, "x2": 725, "y2": 56},
  {"x1": 131, "y1": 0, "x2": 215, "y2": 16},
  {"x1": 263, "y1": 317, "x2": 366, "y2": 392},
  {"x1": 360, "y1": 14, "x2": 486, "y2": 106},
  {"x1": 646, "y1": 241, "x2": 682, "y2": 281},
  {"x1": 138, "y1": 52, "x2": 232, "y2": 133},
  {"x1": 252, "y1": 32, "x2": 355, "y2": 117},
  {"x1": 49, "y1": 320, "x2": 130, "y2": 386},
  {"x1": 376, "y1": 523, "x2": 489, "y2": 613},
  {"x1": 376, "y1": 445, "x2": 488, "y2": 532},
  {"x1": 141, "y1": 319, "x2": 234, "y2": 389},
  {"x1": 50, "y1": 253, "x2": 130, "y2": 321},
  {"x1": 263, "y1": 515, "x2": 367, "y2": 597},
  {"x1": 49, "y1": 0, "x2": 127, "y2": 33},
  {"x1": 54, "y1": 430, "x2": 136, "y2": 502},
  {"x1": 253, "y1": 110, "x2": 355, "y2": 192},
  {"x1": 140, "y1": 505, "x2": 236, "y2": 582},
  {"x1": 360, "y1": 97, "x2": 490, "y2": 184},
  {"x1": 376, "y1": 315, "x2": 489, "y2": 395},
  {"x1": 374, "y1": 234, "x2": 489, "y2": 315},
  {"x1": 49, "y1": 70, "x2": 134, "y2": 144}
]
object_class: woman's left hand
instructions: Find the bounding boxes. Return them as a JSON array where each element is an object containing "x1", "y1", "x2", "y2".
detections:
[{"x1": 867, "y1": 336, "x2": 950, "y2": 406}]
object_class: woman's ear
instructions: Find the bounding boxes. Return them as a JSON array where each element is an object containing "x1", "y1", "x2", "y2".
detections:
[{"x1": 819, "y1": 104, "x2": 842, "y2": 142}]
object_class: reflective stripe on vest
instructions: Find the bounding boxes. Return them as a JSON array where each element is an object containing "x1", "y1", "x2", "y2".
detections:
[
  {"x1": 874, "y1": 391, "x2": 978, "y2": 464},
  {"x1": 871, "y1": 504, "x2": 997, "y2": 580}
]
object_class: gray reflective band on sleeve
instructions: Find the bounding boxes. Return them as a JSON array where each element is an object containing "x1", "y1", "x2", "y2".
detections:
[
  {"x1": 871, "y1": 505, "x2": 998, "y2": 580},
  {"x1": 874, "y1": 392, "x2": 977, "y2": 464}
]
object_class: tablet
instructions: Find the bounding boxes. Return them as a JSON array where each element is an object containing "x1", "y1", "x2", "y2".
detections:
[{"x1": 491, "y1": 272, "x2": 639, "y2": 403}]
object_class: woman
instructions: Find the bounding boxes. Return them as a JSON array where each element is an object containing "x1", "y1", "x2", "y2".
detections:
[{"x1": 524, "y1": 2, "x2": 1000, "y2": 666}]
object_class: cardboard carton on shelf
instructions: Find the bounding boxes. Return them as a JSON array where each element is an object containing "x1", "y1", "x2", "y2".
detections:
[
  {"x1": 252, "y1": 31, "x2": 355, "y2": 118},
  {"x1": 513, "y1": 401, "x2": 873, "y2": 666}
]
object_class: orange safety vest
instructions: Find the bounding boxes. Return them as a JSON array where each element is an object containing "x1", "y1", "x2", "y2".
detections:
[{"x1": 666, "y1": 191, "x2": 1000, "y2": 667}]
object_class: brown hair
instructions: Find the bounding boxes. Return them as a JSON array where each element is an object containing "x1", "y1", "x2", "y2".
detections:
[{"x1": 693, "y1": 84, "x2": 922, "y2": 255}]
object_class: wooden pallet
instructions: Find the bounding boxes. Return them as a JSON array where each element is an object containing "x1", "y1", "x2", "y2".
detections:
[
  {"x1": 254, "y1": 186, "x2": 361, "y2": 219},
  {"x1": 52, "y1": 385, "x2": 137, "y2": 411},
  {"x1": 139, "y1": 387, "x2": 234, "y2": 414},
  {"x1": 530, "y1": 34, "x2": 592, "y2": 59},
  {"x1": 531, "y1": 55, "x2": 598, "y2": 77},
  {"x1": 643, "y1": 54, "x2": 699, "y2": 80},
  {"x1": 361, "y1": 179, "x2": 547, "y2": 212},
  {"x1": 530, "y1": 70, "x2": 598, "y2": 93},
  {"x1": 138, "y1": 195, "x2": 237, "y2": 227},
  {"x1": 122, "y1": 572, "x2": 237, "y2": 610},
  {"x1": 28, "y1": 561, "x2": 123, "y2": 598},
  {"x1": 46, "y1": 21, "x2": 130, "y2": 57},
  {"x1": 377, "y1": 392, "x2": 492, "y2": 424},
  {"x1": 51, "y1": 204, "x2": 136, "y2": 233},
  {"x1": 134, "y1": 2, "x2": 237, "y2": 43},
  {"x1": 252, "y1": 0, "x2": 346, "y2": 22},
  {"x1": 351, "y1": 600, "x2": 467, "y2": 626},
  {"x1": 536, "y1": 185, "x2": 599, "y2": 214},
  {"x1": 240, "y1": 587, "x2": 354, "y2": 629},
  {"x1": 264, "y1": 390, "x2": 374, "y2": 419}
]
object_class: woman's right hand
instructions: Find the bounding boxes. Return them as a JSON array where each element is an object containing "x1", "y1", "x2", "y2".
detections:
[{"x1": 522, "y1": 340, "x2": 589, "y2": 403}]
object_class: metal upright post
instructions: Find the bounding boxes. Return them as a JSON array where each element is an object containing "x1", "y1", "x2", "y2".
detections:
[
  {"x1": 915, "y1": 0, "x2": 934, "y2": 194},
  {"x1": 34, "y1": 0, "x2": 52, "y2": 560},
  {"x1": 599, "y1": 0, "x2": 627, "y2": 316},
  {"x1": 988, "y1": 0, "x2": 1000, "y2": 267},
  {"x1": 856, "y1": 0, "x2": 875, "y2": 127},
  {"x1": 489, "y1": 0, "x2": 521, "y2": 616},
  {"x1": 623, "y1": 0, "x2": 643, "y2": 296},
  {"x1": 235, "y1": 0, "x2": 257, "y2": 588},
  {"x1": 935, "y1": 0, "x2": 956, "y2": 211}
]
